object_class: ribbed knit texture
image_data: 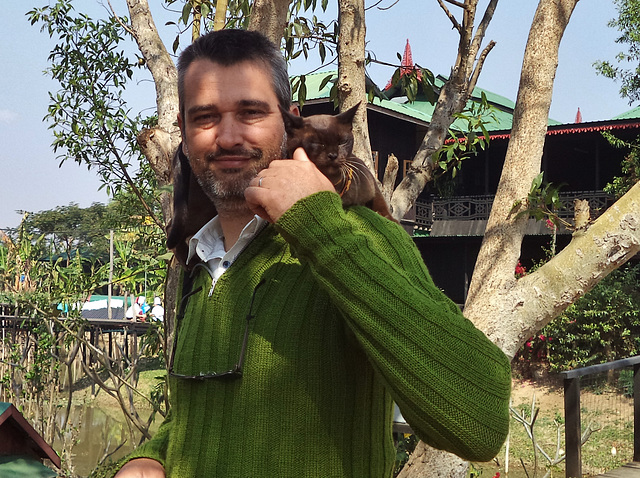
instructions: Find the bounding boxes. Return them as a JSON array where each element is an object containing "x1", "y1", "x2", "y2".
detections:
[{"x1": 120, "y1": 192, "x2": 511, "y2": 477}]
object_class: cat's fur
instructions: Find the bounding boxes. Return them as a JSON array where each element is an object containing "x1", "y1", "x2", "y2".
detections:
[
  {"x1": 166, "y1": 144, "x2": 217, "y2": 268},
  {"x1": 281, "y1": 104, "x2": 396, "y2": 222}
]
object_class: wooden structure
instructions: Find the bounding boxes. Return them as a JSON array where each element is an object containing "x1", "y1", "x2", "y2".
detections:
[
  {"x1": 595, "y1": 462, "x2": 640, "y2": 477},
  {"x1": 297, "y1": 49, "x2": 640, "y2": 304},
  {"x1": 0, "y1": 402, "x2": 60, "y2": 472},
  {"x1": 561, "y1": 356, "x2": 640, "y2": 478}
]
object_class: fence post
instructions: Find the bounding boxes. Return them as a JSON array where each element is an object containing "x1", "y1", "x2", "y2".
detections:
[{"x1": 564, "y1": 375, "x2": 582, "y2": 478}]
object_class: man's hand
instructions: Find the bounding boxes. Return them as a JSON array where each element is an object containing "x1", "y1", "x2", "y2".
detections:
[
  {"x1": 245, "y1": 148, "x2": 334, "y2": 223},
  {"x1": 115, "y1": 458, "x2": 165, "y2": 478}
]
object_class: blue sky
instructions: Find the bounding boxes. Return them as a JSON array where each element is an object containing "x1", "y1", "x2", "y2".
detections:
[{"x1": 0, "y1": 1, "x2": 634, "y2": 230}]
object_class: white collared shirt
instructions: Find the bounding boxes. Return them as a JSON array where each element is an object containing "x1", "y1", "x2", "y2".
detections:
[{"x1": 187, "y1": 215, "x2": 267, "y2": 294}]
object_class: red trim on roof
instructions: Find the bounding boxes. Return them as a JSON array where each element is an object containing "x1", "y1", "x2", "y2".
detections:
[
  {"x1": 444, "y1": 119, "x2": 640, "y2": 144},
  {"x1": 488, "y1": 119, "x2": 640, "y2": 140},
  {"x1": 0, "y1": 404, "x2": 61, "y2": 468}
]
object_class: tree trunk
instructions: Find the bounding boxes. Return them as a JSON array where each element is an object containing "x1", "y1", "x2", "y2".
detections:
[
  {"x1": 397, "y1": 441, "x2": 469, "y2": 478},
  {"x1": 337, "y1": 0, "x2": 373, "y2": 168},
  {"x1": 126, "y1": 0, "x2": 182, "y2": 366},
  {"x1": 481, "y1": 181, "x2": 640, "y2": 359},
  {"x1": 126, "y1": 0, "x2": 181, "y2": 224},
  {"x1": 248, "y1": 0, "x2": 292, "y2": 46},
  {"x1": 400, "y1": 1, "x2": 583, "y2": 476},
  {"x1": 464, "y1": 0, "x2": 581, "y2": 354},
  {"x1": 389, "y1": 0, "x2": 497, "y2": 220}
]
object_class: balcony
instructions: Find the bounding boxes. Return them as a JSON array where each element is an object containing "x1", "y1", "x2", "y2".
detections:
[{"x1": 413, "y1": 190, "x2": 615, "y2": 236}]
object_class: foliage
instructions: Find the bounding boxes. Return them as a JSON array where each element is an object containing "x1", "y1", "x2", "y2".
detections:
[
  {"x1": 595, "y1": 0, "x2": 640, "y2": 102},
  {"x1": 601, "y1": 131, "x2": 640, "y2": 199},
  {"x1": 517, "y1": 263, "x2": 640, "y2": 374},
  {"x1": 511, "y1": 173, "x2": 569, "y2": 229},
  {"x1": 21, "y1": 203, "x2": 111, "y2": 265},
  {"x1": 436, "y1": 92, "x2": 495, "y2": 180},
  {"x1": 28, "y1": 0, "x2": 159, "y2": 226},
  {"x1": 394, "y1": 433, "x2": 419, "y2": 477}
]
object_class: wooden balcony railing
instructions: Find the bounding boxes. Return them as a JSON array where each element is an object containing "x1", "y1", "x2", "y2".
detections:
[{"x1": 414, "y1": 190, "x2": 615, "y2": 233}]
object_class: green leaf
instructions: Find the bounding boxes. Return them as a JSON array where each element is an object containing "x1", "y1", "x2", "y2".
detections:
[
  {"x1": 530, "y1": 172, "x2": 544, "y2": 193},
  {"x1": 318, "y1": 73, "x2": 333, "y2": 91},
  {"x1": 181, "y1": 2, "x2": 192, "y2": 25}
]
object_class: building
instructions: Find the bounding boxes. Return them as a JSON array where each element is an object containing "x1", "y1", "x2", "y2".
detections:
[{"x1": 296, "y1": 41, "x2": 640, "y2": 304}]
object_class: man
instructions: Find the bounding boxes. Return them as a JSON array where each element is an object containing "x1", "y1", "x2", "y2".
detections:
[{"x1": 115, "y1": 29, "x2": 511, "y2": 478}]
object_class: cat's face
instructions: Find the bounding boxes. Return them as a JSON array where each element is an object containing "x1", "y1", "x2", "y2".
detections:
[{"x1": 281, "y1": 104, "x2": 359, "y2": 175}]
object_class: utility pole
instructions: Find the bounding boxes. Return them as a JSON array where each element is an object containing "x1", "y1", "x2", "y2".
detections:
[{"x1": 108, "y1": 229, "x2": 113, "y2": 320}]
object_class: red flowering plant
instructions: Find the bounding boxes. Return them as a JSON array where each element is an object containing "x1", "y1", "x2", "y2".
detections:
[{"x1": 514, "y1": 332, "x2": 553, "y2": 379}]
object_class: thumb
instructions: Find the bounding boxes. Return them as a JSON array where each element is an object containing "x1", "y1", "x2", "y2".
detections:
[{"x1": 292, "y1": 147, "x2": 311, "y2": 162}]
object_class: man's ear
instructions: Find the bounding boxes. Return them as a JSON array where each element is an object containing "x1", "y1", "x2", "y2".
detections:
[{"x1": 289, "y1": 105, "x2": 300, "y2": 116}]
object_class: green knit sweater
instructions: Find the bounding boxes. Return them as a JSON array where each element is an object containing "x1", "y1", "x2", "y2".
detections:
[{"x1": 123, "y1": 192, "x2": 511, "y2": 477}]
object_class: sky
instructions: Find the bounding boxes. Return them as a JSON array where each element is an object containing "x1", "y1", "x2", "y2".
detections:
[{"x1": 0, "y1": 0, "x2": 634, "y2": 230}]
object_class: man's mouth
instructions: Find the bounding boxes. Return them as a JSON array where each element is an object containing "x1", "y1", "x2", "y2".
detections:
[
  {"x1": 206, "y1": 149, "x2": 262, "y2": 169},
  {"x1": 213, "y1": 156, "x2": 252, "y2": 169}
]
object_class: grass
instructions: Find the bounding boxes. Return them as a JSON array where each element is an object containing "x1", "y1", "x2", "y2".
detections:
[
  {"x1": 76, "y1": 368, "x2": 635, "y2": 478},
  {"x1": 470, "y1": 376, "x2": 635, "y2": 478}
]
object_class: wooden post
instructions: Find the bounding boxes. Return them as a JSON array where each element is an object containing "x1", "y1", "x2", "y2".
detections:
[{"x1": 564, "y1": 376, "x2": 582, "y2": 478}]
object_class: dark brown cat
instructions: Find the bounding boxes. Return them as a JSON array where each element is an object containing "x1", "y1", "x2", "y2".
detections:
[
  {"x1": 166, "y1": 144, "x2": 217, "y2": 268},
  {"x1": 281, "y1": 104, "x2": 396, "y2": 222}
]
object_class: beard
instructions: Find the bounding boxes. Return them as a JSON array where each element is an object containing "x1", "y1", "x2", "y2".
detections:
[{"x1": 194, "y1": 136, "x2": 287, "y2": 213}]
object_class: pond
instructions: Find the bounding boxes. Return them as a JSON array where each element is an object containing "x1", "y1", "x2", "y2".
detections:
[{"x1": 54, "y1": 403, "x2": 159, "y2": 477}]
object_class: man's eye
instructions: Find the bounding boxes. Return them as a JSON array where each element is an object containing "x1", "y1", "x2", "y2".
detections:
[
  {"x1": 194, "y1": 113, "x2": 215, "y2": 123},
  {"x1": 241, "y1": 109, "x2": 266, "y2": 119}
]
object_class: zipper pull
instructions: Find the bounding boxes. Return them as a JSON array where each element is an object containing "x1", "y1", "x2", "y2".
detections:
[{"x1": 208, "y1": 278, "x2": 217, "y2": 297}]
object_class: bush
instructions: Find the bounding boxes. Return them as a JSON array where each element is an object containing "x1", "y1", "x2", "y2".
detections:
[{"x1": 515, "y1": 263, "x2": 640, "y2": 374}]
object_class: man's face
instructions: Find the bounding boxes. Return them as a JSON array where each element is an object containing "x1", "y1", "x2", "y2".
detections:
[{"x1": 178, "y1": 59, "x2": 287, "y2": 212}]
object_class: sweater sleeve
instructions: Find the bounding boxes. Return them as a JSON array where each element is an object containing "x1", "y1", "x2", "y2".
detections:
[{"x1": 275, "y1": 191, "x2": 511, "y2": 462}]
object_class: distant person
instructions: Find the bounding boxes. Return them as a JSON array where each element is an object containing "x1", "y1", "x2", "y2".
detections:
[
  {"x1": 137, "y1": 296, "x2": 149, "y2": 322},
  {"x1": 151, "y1": 297, "x2": 164, "y2": 322},
  {"x1": 124, "y1": 297, "x2": 140, "y2": 321}
]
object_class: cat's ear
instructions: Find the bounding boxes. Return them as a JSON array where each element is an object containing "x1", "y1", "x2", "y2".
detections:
[
  {"x1": 336, "y1": 102, "x2": 362, "y2": 124},
  {"x1": 279, "y1": 105, "x2": 304, "y2": 132}
]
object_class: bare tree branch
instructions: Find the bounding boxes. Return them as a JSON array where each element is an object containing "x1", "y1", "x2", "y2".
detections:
[
  {"x1": 442, "y1": 0, "x2": 467, "y2": 9},
  {"x1": 468, "y1": 40, "x2": 495, "y2": 93},
  {"x1": 470, "y1": 0, "x2": 499, "y2": 56},
  {"x1": 437, "y1": 0, "x2": 462, "y2": 32}
]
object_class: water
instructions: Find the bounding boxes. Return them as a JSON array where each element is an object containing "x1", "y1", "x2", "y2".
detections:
[{"x1": 53, "y1": 404, "x2": 158, "y2": 477}]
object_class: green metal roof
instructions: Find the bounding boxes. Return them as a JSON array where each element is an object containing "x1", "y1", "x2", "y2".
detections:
[
  {"x1": 612, "y1": 105, "x2": 640, "y2": 120},
  {"x1": 293, "y1": 70, "x2": 565, "y2": 132},
  {"x1": 0, "y1": 457, "x2": 57, "y2": 478}
]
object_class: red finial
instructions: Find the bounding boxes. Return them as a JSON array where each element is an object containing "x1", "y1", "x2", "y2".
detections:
[
  {"x1": 385, "y1": 39, "x2": 421, "y2": 90},
  {"x1": 575, "y1": 107, "x2": 582, "y2": 123}
]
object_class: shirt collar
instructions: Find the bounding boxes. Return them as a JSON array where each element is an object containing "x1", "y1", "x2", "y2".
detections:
[{"x1": 186, "y1": 215, "x2": 266, "y2": 265}]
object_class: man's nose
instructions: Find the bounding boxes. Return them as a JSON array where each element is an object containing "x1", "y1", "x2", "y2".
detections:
[{"x1": 215, "y1": 115, "x2": 243, "y2": 149}]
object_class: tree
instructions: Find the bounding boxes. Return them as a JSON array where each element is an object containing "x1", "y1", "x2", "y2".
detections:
[
  {"x1": 22, "y1": 202, "x2": 110, "y2": 265},
  {"x1": 595, "y1": 0, "x2": 640, "y2": 103},
  {"x1": 29, "y1": 0, "x2": 640, "y2": 476}
]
